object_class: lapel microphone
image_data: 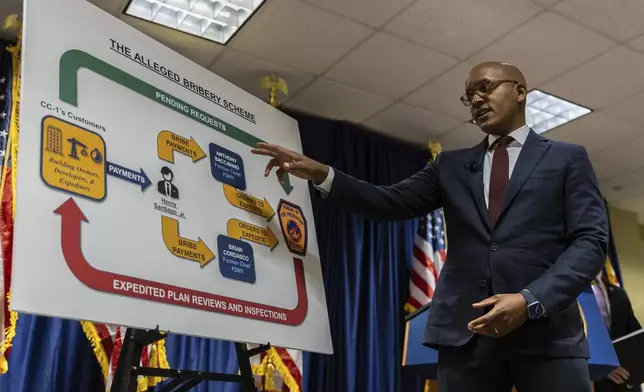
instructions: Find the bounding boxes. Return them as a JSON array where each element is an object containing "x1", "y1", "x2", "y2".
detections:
[{"x1": 467, "y1": 162, "x2": 480, "y2": 173}]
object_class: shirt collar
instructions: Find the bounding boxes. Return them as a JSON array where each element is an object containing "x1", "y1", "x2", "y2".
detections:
[{"x1": 487, "y1": 125, "x2": 530, "y2": 149}]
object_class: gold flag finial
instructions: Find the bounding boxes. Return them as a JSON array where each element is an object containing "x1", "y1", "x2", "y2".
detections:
[
  {"x1": 260, "y1": 74, "x2": 289, "y2": 108},
  {"x1": 428, "y1": 140, "x2": 442, "y2": 162},
  {"x1": 3, "y1": 14, "x2": 21, "y2": 31},
  {"x1": 3, "y1": 14, "x2": 23, "y2": 49}
]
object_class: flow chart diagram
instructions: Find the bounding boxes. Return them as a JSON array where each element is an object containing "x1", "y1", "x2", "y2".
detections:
[
  {"x1": 39, "y1": 50, "x2": 312, "y2": 325},
  {"x1": 13, "y1": 0, "x2": 332, "y2": 354}
]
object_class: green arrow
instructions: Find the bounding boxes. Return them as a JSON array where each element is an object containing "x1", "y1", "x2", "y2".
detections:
[{"x1": 59, "y1": 49, "x2": 293, "y2": 195}]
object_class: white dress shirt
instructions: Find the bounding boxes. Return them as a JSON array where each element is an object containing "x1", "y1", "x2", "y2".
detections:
[
  {"x1": 482, "y1": 125, "x2": 530, "y2": 208},
  {"x1": 314, "y1": 124, "x2": 531, "y2": 206}
]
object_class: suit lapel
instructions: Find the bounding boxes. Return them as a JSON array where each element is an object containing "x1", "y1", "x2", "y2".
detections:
[
  {"x1": 498, "y1": 130, "x2": 551, "y2": 218},
  {"x1": 466, "y1": 139, "x2": 492, "y2": 231}
]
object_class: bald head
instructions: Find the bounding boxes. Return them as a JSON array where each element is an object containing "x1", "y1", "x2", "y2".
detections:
[
  {"x1": 464, "y1": 62, "x2": 528, "y2": 136},
  {"x1": 468, "y1": 62, "x2": 527, "y2": 89}
]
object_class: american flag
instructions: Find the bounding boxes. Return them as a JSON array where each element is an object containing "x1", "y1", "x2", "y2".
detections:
[
  {"x1": 0, "y1": 43, "x2": 11, "y2": 175},
  {"x1": 0, "y1": 39, "x2": 16, "y2": 375},
  {"x1": 249, "y1": 344, "x2": 303, "y2": 392},
  {"x1": 405, "y1": 209, "x2": 447, "y2": 311}
]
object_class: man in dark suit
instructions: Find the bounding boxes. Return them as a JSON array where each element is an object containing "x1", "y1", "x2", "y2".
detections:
[
  {"x1": 593, "y1": 274, "x2": 641, "y2": 392},
  {"x1": 252, "y1": 62, "x2": 609, "y2": 392}
]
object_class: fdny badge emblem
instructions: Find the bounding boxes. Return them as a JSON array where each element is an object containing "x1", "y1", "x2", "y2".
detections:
[{"x1": 278, "y1": 199, "x2": 307, "y2": 257}]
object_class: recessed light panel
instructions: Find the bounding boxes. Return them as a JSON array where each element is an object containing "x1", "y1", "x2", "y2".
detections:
[
  {"x1": 125, "y1": 0, "x2": 265, "y2": 45},
  {"x1": 526, "y1": 89, "x2": 591, "y2": 134}
]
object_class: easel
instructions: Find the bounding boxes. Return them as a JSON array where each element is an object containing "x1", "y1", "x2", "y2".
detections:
[{"x1": 110, "y1": 327, "x2": 270, "y2": 392}]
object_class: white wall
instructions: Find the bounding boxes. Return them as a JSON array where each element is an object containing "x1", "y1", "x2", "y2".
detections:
[{"x1": 609, "y1": 207, "x2": 644, "y2": 321}]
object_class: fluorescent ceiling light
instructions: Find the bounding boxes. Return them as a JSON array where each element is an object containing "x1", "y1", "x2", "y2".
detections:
[
  {"x1": 124, "y1": 0, "x2": 266, "y2": 45},
  {"x1": 471, "y1": 89, "x2": 592, "y2": 134},
  {"x1": 525, "y1": 89, "x2": 591, "y2": 134}
]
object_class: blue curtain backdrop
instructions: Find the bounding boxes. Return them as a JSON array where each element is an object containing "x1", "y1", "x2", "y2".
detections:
[
  {"x1": 0, "y1": 316, "x2": 104, "y2": 391},
  {"x1": 290, "y1": 110, "x2": 429, "y2": 392},
  {"x1": 0, "y1": 35, "x2": 428, "y2": 392}
]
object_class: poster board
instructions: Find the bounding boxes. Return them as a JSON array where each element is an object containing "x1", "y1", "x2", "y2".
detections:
[{"x1": 11, "y1": 0, "x2": 333, "y2": 354}]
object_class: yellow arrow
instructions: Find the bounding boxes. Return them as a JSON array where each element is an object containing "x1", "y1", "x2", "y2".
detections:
[
  {"x1": 227, "y1": 218, "x2": 278, "y2": 251},
  {"x1": 161, "y1": 216, "x2": 215, "y2": 267},
  {"x1": 223, "y1": 184, "x2": 275, "y2": 221},
  {"x1": 157, "y1": 130, "x2": 206, "y2": 163}
]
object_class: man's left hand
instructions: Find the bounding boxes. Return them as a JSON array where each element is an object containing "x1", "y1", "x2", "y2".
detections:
[
  {"x1": 468, "y1": 293, "x2": 529, "y2": 337},
  {"x1": 607, "y1": 367, "x2": 630, "y2": 385}
]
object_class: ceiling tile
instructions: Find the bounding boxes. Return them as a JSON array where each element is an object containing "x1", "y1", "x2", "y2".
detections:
[
  {"x1": 531, "y1": 0, "x2": 562, "y2": 7},
  {"x1": 593, "y1": 134, "x2": 644, "y2": 172},
  {"x1": 363, "y1": 103, "x2": 461, "y2": 144},
  {"x1": 230, "y1": 0, "x2": 372, "y2": 75},
  {"x1": 629, "y1": 33, "x2": 644, "y2": 53},
  {"x1": 590, "y1": 158, "x2": 624, "y2": 181},
  {"x1": 300, "y1": 0, "x2": 416, "y2": 28},
  {"x1": 545, "y1": 112, "x2": 643, "y2": 152},
  {"x1": 385, "y1": 0, "x2": 541, "y2": 59},
  {"x1": 120, "y1": 15, "x2": 224, "y2": 68},
  {"x1": 325, "y1": 33, "x2": 457, "y2": 99},
  {"x1": 554, "y1": 0, "x2": 644, "y2": 42},
  {"x1": 436, "y1": 122, "x2": 485, "y2": 151},
  {"x1": 285, "y1": 78, "x2": 392, "y2": 123},
  {"x1": 599, "y1": 167, "x2": 644, "y2": 202},
  {"x1": 88, "y1": 0, "x2": 129, "y2": 15},
  {"x1": 603, "y1": 91, "x2": 644, "y2": 126},
  {"x1": 541, "y1": 46, "x2": 644, "y2": 109},
  {"x1": 211, "y1": 50, "x2": 314, "y2": 103},
  {"x1": 404, "y1": 61, "x2": 475, "y2": 122},
  {"x1": 469, "y1": 12, "x2": 614, "y2": 85}
]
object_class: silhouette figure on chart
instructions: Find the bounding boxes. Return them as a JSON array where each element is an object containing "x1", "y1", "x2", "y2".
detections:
[{"x1": 157, "y1": 166, "x2": 179, "y2": 199}]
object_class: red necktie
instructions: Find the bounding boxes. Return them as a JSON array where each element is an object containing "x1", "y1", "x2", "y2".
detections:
[{"x1": 489, "y1": 136, "x2": 513, "y2": 225}]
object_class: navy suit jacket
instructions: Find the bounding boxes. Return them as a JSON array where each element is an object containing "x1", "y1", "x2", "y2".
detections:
[{"x1": 324, "y1": 130, "x2": 608, "y2": 358}]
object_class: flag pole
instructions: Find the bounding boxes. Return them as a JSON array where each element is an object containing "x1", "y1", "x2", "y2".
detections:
[{"x1": 425, "y1": 139, "x2": 442, "y2": 392}]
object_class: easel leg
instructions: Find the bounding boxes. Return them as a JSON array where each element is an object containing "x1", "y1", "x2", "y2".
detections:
[
  {"x1": 111, "y1": 328, "x2": 144, "y2": 392},
  {"x1": 112, "y1": 328, "x2": 263, "y2": 392},
  {"x1": 235, "y1": 342, "x2": 258, "y2": 392}
]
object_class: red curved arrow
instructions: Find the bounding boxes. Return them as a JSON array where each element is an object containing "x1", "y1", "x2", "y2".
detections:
[{"x1": 54, "y1": 198, "x2": 308, "y2": 326}]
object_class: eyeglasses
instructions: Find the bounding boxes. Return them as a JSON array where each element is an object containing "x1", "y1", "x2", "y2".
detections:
[{"x1": 460, "y1": 79, "x2": 519, "y2": 106}]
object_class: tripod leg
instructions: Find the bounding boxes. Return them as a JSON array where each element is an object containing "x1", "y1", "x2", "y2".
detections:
[{"x1": 235, "y1": 343, "x2": 257, "y2": 392}]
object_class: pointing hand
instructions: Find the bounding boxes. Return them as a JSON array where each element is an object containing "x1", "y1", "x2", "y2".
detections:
[{"x1": 251, "y1": 143, "x2": 329, "y2": 184}]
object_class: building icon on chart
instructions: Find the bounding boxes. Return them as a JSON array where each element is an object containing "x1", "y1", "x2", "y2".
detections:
[{"x1": 46, "y1": 125, "x2": 63, "y2": 155}]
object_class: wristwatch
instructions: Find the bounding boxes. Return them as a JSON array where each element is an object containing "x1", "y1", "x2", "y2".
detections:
[{"x1": 520, "y1": 289, "x2": 546, "y2": 320}]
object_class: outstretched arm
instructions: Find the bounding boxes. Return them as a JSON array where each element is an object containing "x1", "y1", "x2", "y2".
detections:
[
  {"x1": 319, "y1": 162, "x2": 441, "y2": 221},
  {"x1": 252, "y1": 143, "x2": 442, "y2": 221}
]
